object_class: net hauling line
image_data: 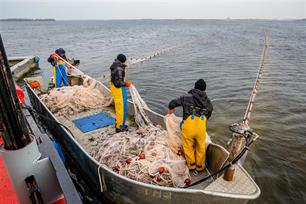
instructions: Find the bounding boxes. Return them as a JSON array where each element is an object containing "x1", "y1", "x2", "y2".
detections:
[
  {"x1": 128, "y1": 37, "x2": 203, "y2": 65},
  {"x1": 223, "y1": 32, "x2": 269, "y2": 181},
  {"x1": 242, "y1": 33, "x2": 269, "y2": 127},
  {"x1": 96, "y1": 37, "x2": 205, "y2": 82}
]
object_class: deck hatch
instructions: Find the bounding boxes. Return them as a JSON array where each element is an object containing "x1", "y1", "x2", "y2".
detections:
[{"x1": 72, "y1": 112, "x2": 115, "y2": 133}]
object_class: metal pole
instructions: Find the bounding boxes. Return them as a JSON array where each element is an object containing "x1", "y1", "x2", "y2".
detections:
[{"x1": 0, "y1": 34, "x2": 32, "y2": 150}]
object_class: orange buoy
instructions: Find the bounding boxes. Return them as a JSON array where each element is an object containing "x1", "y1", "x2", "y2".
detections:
[
  {"x1": 138, "y1": 152, "x2": 145, "y2": 159},
  {"x1": 158, "y1": 167, "x2": 165, "y2": 174}
]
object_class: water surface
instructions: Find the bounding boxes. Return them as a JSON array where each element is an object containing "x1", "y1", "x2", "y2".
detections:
[{"x1": 1, "y1": 19, "x2": 306, "y2": 203}]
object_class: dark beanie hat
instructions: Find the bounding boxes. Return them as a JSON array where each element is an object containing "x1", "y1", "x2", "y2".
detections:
[
  {"x1": 117, "y1": 54, "x2": 127, "y2": 63},
  {"x1": 55, "y1": 48, "x2": 65, "y2": 56},
  {"x1": 195, "y1": 79, "x2": 206, "y2": 91}
]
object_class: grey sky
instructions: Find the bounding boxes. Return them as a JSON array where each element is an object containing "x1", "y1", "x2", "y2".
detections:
[{"x1": 0, "y1": 0, "x2": 305, "y2": 20}]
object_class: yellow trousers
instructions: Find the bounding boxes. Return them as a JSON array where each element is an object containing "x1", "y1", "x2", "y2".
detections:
[
  {"x1": 181, "y1": 115, "x2": 207, "y2": 171},
  {"x1": 52, "y1": 66, "x2": 56, "y2": 85},
  {"x1": 110, "y1": 82, "x2": 128, "y2": 129}
]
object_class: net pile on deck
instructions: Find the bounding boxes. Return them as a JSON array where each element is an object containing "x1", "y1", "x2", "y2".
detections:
[
  {"x1": 92, "y1": 85, "x2": 190, "y2": 187},
  {"x1": 41, "y1": 76, "x2": 112, "y2": 116}
]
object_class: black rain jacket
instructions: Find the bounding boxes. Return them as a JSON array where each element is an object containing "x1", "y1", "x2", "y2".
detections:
[
  {"x1": 110, "y1": 59, "x2": 126, "y2": 88},
  {"x1": 168, "y1": 88, "x2": 213, "y2": 120}
]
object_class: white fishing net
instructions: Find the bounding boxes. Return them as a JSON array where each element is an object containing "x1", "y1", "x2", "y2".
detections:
[
  {"x1": 41, "y1": 78, "x2": 191, "y2": 187},
  {"x1": 92, "y1": 84, "x2": 191, "y2": 187},
  {"x1": 128, "y1": 38, "x2": 201, "y2": 65},
  {"x1": 41, "y1": 76, "x2": 112, "y2": 116}
]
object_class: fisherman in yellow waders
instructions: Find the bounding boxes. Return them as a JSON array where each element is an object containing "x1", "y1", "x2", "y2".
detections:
[
  {"x1": 168, "y1": 79, "x2": 213, "y2": 172},
  {"x1": 47, "y1": 48, "x2": 69, "y2": 88},
  {"x1": 110, "y1": 54, "x2": 132, "y2": 133}
]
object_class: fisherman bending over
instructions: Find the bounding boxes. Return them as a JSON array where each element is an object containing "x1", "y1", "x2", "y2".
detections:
[
  {"x1": 110, "y1": 54, "x2": 132, "y2": 133},
  {"x1": 168, "y1": 79, "x2": 213, "y2": 172},
  {"x1": 48, "y1": 48, "x2": 69, "y2": 88}
]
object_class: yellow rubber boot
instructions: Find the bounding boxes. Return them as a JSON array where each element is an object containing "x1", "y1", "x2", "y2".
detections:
[{"x1": 110, "y1": 82, "x2": 127, "y2": 129}]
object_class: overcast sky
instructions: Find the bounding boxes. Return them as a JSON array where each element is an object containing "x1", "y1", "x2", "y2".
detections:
[{"x1": 0, "y1": 0, "x2": 305, "y2": 20}]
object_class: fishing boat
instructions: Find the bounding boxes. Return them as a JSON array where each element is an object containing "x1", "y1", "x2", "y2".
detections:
[
  {"x1": 25, "y1": 57, "x2": 262, "y2": 203},
  {"x1": 9, "y1": 56, "x2": 39, "y2": 80}
]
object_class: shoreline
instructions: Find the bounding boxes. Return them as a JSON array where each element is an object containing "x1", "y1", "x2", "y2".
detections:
[{"x1": 0, "y1": 18, "x2": 55, "y2": 22}]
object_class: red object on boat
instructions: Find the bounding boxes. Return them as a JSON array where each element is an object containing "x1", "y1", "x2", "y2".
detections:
[
  {"x1": 52, "y1": 197, "x2": 66, "y2": 204},
  {"x1": 114, "y1": 165, "x2": 120, "y2": 171},
  {"x1": 184, "y1": 178, "x2": 192, "y2": 186},
  {"x1": 158, "y1": 167, "x2": 165, "y2": 174},
  {"x1": 138, "y1": 152, "x2": 145, "y2": 159},
  {"x1": 15, "y1": 84, "x2": 25, "y2": 105},
  {"x1": 28, "y1": 81, "x2": 41, "y2": 89},
  {"x1": 0, "y1": 156, "x2": 19, "y2": 204},
  {"x1": 126, "y1": 158, "x2": 132, "y2": 164}
]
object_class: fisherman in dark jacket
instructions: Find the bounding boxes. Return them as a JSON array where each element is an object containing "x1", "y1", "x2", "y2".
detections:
[
  {"x1": 110, "y1": 54, "x2": 132, "y2": 133},
  {"x1": 168, "y1": 79, "x2": 213, "y2": 172}
]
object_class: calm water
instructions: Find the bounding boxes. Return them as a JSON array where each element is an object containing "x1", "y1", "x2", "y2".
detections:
[{"x1": 1, "y1": 20, "x2": 306, "y2": 203}]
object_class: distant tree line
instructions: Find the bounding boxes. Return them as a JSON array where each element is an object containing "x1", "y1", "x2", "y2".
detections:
[{"x1": 0, "y1": 18, "x2": 55, "y2": 21}]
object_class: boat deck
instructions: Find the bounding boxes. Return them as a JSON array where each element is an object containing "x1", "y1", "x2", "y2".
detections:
[
  {"x1": 205, "y1": 165, "x2": 258, "y2": 196},
  {"x1": 189, "y1": 169, "x2": 214, "y2": 189}
]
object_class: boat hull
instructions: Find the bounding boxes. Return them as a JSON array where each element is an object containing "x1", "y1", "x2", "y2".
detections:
[{"x1": 26, "y1": 83, "x2": 257, "y2": 204}]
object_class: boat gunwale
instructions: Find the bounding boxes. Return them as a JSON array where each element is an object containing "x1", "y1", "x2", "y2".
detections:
[{"x1": 24, "y1": 72, "x2": 260, "y2": 200}]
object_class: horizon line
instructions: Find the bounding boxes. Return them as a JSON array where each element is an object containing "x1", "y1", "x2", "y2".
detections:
[{"x1": 1, "y1": 17, "x2": 305, "y2": 21}]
